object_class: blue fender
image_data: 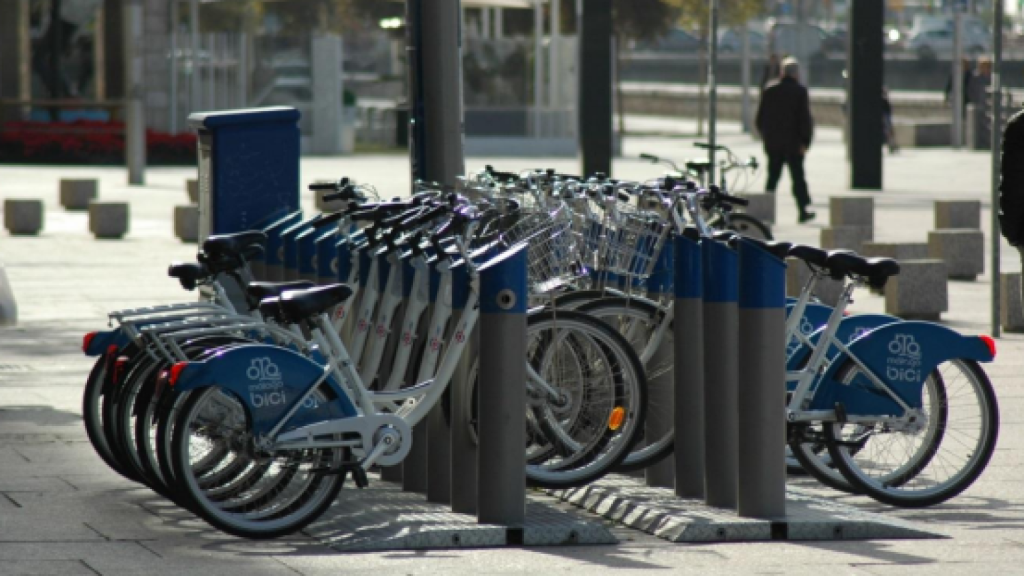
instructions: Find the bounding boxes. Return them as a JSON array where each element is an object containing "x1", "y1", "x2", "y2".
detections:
[
  {"x1": 808, "y1": 321, "x2": 995, "y2": 417},
  {"x1": 787, "y1": 313, "x2": 902, "y2": 375},
  {"x1": 84, "y1": 328, "x2": 131, "y2": 356},
  {"x1": 171, "y1": 343, "x2": 358, "y2": 436}
]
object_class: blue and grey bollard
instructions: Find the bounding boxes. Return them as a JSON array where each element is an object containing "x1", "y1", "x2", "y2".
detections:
[
  {"x1": 644, "y1": 240, "x2": 675, "y2": 488},
  {"x1": 702, "y1": 238, "x2": 739, "y2": 509},
  {"x1": 736, "y1": 238, "x2": 787, "y2": 519},
  {"x1": 261, "y1": 211, "x2": 302, "y2": 281},
  {"x1": 477, "y1": 245, "x2": 528, "y2": 527},
  {"x1": 674, "y1": 232, "x2": 705, "y2": 499}
]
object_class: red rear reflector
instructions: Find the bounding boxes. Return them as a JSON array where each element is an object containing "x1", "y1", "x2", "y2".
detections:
[
  {"x1": 980, "y1": 335, "x2": 997, "y2": 358},
  {"x1": 168, "y1": 362, "x2": 188, "y2": 386},
  {"x1": 82, "y1": 332, "x2": 98, "y2": 353},
  {"x1": 113, "y1": 357, "x2": 129, "y2": 384}
]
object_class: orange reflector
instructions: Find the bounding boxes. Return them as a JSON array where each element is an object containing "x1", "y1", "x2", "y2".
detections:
[
  {"x1": 608, "y1": 407, "x2": 625, "y2": 431},
  {"x1": 82, "y1": 332, "x2": 98, "y2": 354},
  {"x1": 980, "y1": 335, "x2": 997, "y2": 358},
  {"x1": 168, "y1": 362, "x2": 188, "y2": 386}
]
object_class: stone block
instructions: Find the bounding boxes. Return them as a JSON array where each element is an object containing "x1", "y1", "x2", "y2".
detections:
[
  {"x1": 4, "y1": 199, "x2": 43, "y2": 235},
  {"x1": 927, "y1": 229, "x2": 984, "y2": 280},
  {"x1": 59, "y1": 179, "x2": 98, "y2": 210},
  {"x1": 1000, "y1": 273, "x2": 1024, "y2": 332},
  {"x1": 737, "y1": 193, "x2": 775, "y2": 224},
  {"x1": 174, "y1": 204, "x2": 199, "y2": 243},
  {"x1": 884, "y1": 259, "x2": 948, "y2": 320},
  {"x1": 934, "y1": 200, "x2": 981, "y2": 230},
  {"x1": 88, "y1": 202, "x2": 129, "y2": 239},
  {"x1": 786, "y1": 257, "x2": 845, "y2": 307},
  {"x1": 820, "y1": 226, "x2": 873, "y2": 252},
  {"x1": 829, "y1": 197, "x2": 874, "y2": 228},
  {"x1": 860, "y1": 242, "x2": 929, "y2": 261}
]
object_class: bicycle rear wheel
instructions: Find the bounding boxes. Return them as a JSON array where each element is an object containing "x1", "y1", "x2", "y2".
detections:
[{"x1": 825, "y1": 358, "x2": 998, "y2": 507}]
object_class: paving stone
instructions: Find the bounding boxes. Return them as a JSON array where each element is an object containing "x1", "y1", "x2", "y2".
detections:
[
  {"x1": 4, "y1": 200, "x2": 44, "y2": 236},
  {"x1": 1001, "y1": 273, "x2": 1024, "y2": 332},
  {"x1": 935, "y1": 199, "x2": 981, "y2": 230},
  {"x1": 928, "y1": 229, "x2": 984, "y2": 280},
  {"x1": 786, "y1": 257, "x2": 845, "y2": 306},
  {"x1": 821, "y1": 226, "x2": 873, "y2": 253},
  {"x1": 88, "y1": 202, "x2": 130, "y2": 240},
  {"x1": 58, "y1": 180, "x2": 97, "y2": 211},
  {"x1": 737, "y1": 193, "x2": 775, "y2": 224},
  {"x1": 884, "y1": 259, "x2": 948, "y2": 320},
  {"x1": 829, "y1": 197, "x2": 874, "y2": 228}
]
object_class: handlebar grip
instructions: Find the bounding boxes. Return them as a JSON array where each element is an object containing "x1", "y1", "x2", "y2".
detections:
[
  {"x1": 639, "y1": 153, "x2": 659, "y2": 161},
  {"x1": 485, "y1": 165, "x2": 520, "y2": 181},
  {"x1": 693, "y1": 142, "x2": 727, "y2": 151}
]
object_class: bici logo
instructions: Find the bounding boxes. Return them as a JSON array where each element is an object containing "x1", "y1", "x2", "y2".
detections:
[
  {"x1": 246, "y1": 357, "x2": 319, "y2": 410},
  {"x1": 886, "y1": 334, "x2": 923, "y2": 383}
]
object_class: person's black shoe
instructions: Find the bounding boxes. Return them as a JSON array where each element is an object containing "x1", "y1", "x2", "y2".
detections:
[{"x1": 798, "y1": 211, "x2": 817, "y2": 224}]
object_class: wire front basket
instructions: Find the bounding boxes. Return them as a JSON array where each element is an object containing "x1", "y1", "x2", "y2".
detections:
[{"x1": 499, "y1": 202, "x2": 582, "y2": 294}]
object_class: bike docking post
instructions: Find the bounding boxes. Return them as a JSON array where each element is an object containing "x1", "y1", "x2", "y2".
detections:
[
  {"x1": 736, "y1": 238, "x2": 787, "y2": 519},
  {"x1": 477, "y1": 244, "x2": 528, "y2": 529},
  {"x1": 702, "y1": 236, "x2": 739, "y2": 509},
  {"x1": 261, "y1": 211, "x2": 302, "y2": 281},
  {"x1": 674, "y1": 231, "x2": 705, "y2": 498},
  {"x1": 449, "y1": 259, "x2": 479, "y2": 514},
  {"x1": 644, "y1": 241, "x2": 675, "y2": 489}
]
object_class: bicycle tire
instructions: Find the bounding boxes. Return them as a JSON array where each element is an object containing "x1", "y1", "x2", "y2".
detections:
[
  {"x1": 82, "y1": 350, "x2": 140, "y2": 482},
  {"x1": 825, "y1": 358, "x2": 999, "y2": 508}
]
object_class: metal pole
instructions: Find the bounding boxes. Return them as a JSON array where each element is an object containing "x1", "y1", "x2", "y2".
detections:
[
  {"x1": 125, "y1": 0, "x2": 145, "y2": 185},
  {"x1": 533, "y1": 0, "x2": 543, "y2": 138},
  {"x1": 674, "y1": 234, "x2": 704, "y2": 499},
  {"x1": 481, "y1": 6, "x2": 491, "y2": 39},
  {"x1": 736, "y1": 239, "x2": 786, "y2": 519},
  {"x1": 495, "y1": 7, "x2": 503, "y2": 39},
  {"x1": 550, "y1": 0, "x2": 560, "y2": 112},
  {"x1": 992, "y1": 0, "x2": 1004, "y2": 337},
  {"x1": 477, "y1": 245, "x2": 528, "y2": 528},
  {"x1": 170, "y1": 0, "x2": 178, "y2": 134},
  {"x1": 741, "y1": 25, "x2": 751, "y2": 133},
  {"x1": 419, "y1": 0, "x2": 465, "y2": 502},
  {"x1": 189, "y1": 0, "x2": 200, "y2": 114},
  {"x1": 702, "y1": 238, "x2": 738, "y2": 509},
  {"x1": 708, "y1": 0, "x2": 718, "y2": 185},
  {"x1": 952, "y1": 10, "x2": 964, "y2": 149}
]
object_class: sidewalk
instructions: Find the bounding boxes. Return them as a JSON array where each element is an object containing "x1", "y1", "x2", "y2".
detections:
[{"x1": 2, "y1": 127, "x2": 1024, "y2": 574}]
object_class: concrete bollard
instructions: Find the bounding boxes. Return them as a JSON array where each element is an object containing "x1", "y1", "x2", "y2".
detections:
[
  {"x1": 928, "y1": 229, "x2": 984, "y2": 280},
  {"x1": 884, "y1": 259, "x2": 948, "y2": 320},
  {"x1": 1000, "y1": 273, "x2": 1024, "y2": 332},
  {"x1": 737, "y1": 193, "x2": 776, "y2": 225},
  {"x1": 186, "y1": 179, "x2": 199, "y2": 204},
  {"x1": 829, "y1": 196, "x2": 874, "y2": 228},
  {"x1": 674, "y1": 234, "x2": 704, "y2": 499},
  {"x1": 4, "y1": 200, "x2": 44, "y2": 235},
  {"x1": 702, "y1": 239, "x2": 738, "y2": 510},
  {"x1": 0, "y1": 263, "x2": 17, "y2": 326},
  {"x1": 60, "y1": 179, "x2": 98, "y2": 210},
  {"x1": 477, "y1": 244, "x2": 528, "y2": 527},
  {"x1": 821, "y1": 226, "x2": 873, "y2": 253},
  {"x1": 736, "y1": 238, "x2": 786, "y2": 519},
  {"x1": 934, "y1": 200, "x2": 981, "y2": 230},
  {"x1": 174, "y1": 205, "x2": 199, "y2": 243},
  {"x1": 786, "y1": 257, "x2": 844, "y2": 306},
  {"x1": 88, "y1": 202, "x2": 129, "y2": 239},
  {"x1": 860, "y1": 241, "x2": 929, "y2": 261}
]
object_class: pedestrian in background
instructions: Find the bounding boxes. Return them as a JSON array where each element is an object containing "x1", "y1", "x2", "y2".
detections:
[
  {"x1": 882, "y1": 86, "x2": 898, "y2": 154},
  {"x1": 756, "y1": 56, "x2": 816, "y2": 223},
  {"x1": 999, "y1": 105, "x2": 1024, "y2": 307}
]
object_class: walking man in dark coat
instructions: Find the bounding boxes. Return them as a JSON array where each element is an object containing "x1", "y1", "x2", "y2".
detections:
[
  {"x1": 999, "y1": 107, "x2": 1024, "y2": 306},
  {"x1": 756, "y1": 56, "x2": 816, "y2": 223}
]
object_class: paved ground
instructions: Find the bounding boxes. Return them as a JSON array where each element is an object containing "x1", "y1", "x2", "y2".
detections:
[{"x1": 1, "y1": 119, "x2": 1024, "y2": 575}]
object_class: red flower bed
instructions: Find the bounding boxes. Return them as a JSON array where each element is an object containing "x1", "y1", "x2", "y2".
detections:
[{"x1": 0, "y1": 121, "x2": 196, "y2": 165}]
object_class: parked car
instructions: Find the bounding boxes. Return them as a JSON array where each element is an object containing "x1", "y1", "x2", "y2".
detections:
[
  {"x1": 908, "y1": 25, "x2": 990, "y2": 60},
  {"x1": 821, "y1": 26, "x2": 846, "y2": 53},
  {"x1": 717, "y1": 28, "x2": 766, "y2": 54},
  {"x1": 767, "y1": 21, "x2": 826, "y2": 59},
  {"x1": 633, "y1": 27, "x2": 703, "y2": 54}
]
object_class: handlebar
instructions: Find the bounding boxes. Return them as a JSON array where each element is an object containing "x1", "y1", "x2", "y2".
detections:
[{"x1": 693, "y1": 142, "x2": 727, "y2": 151}]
